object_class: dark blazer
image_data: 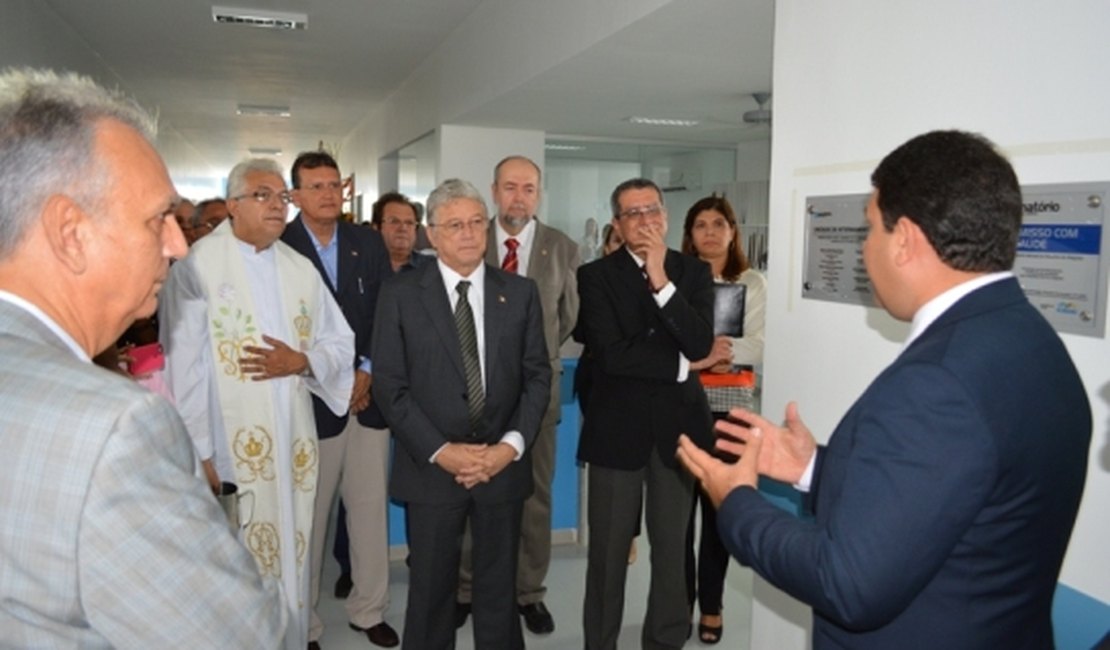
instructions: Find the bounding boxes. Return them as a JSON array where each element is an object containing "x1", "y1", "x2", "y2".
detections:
[
  {"x1": 371, "y1": 261, "x2": 551, "y2": 504},
  {"x1": 717, "y1": 278, "x2": 1091, "y2": 649},
  {"x1": 575, "y1": 247, "x2": 716, "y2": 470},
  {"x1": 280, "y1": 216, "x2": 392, "y2": 435}
]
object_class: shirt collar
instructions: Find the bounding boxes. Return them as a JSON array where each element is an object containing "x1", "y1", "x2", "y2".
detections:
[
  {"x1": 437, "y1": 259, "x2": 486, "y2": 296},
  {"x1": 0, "y1": 290, "x2": 89, "y2": 361},
  {"x1": 301, "y1": 216, "x2": 338, "y2": 252},
  {"x1": 905, "y1": 271, "x2": 1013, "y2": 348}
]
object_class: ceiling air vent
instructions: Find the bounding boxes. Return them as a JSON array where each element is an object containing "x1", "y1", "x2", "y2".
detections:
[{"x1": 212, "y1": 6, "x2": 307, "y2": 30}]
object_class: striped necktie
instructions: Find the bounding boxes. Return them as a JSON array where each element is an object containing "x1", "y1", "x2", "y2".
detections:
[
  {"x1": 502, "y1": 237, "x2": 520, "y2": 274},
  {"x1": 454, "y1": 280, "x2": 485, "y2": 431}
]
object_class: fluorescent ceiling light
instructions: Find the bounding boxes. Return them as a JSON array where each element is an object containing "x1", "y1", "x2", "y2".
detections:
[
  {"x1": 236, "y1": 104, "x2": 291, "y2": 118},
  {"x1": 212, "y1": 6, "x2": 308, "y2": 30},
  {"x1": 248, "y1": 147, "x2": 282, "y2": 156},
  {"x1": 545, "y1": 144, "x2": 586, "y2": 151},
  {"x1": 625, "y1": 116, "x2": 700, "y2": 127}
]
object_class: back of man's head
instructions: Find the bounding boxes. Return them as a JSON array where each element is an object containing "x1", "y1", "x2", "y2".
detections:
[
  {"x1": 871, "y1": 130, "x2": 1022, "y2": 272},
  {"x1": 0, "y1": 67, "x2": 156, "y2": 261},
  {"x1": 290, "y1": 150, "x2": 339, "y2": 189}
]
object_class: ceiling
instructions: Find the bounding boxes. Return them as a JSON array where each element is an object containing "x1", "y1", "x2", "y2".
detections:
[{"x1": 38, "y1": 0, "x2": 772, "y2": 179}]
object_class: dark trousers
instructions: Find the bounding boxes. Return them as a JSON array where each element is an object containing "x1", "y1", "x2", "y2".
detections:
[
  {"x1": 403, "y1": 498, "x2": 524, "y2": 650},
  {"x1": 584, "y1": 448, "x2": 694, "y2": 650},
  {"x1": 686, "y1": 487, "x2": 730, "y2": 615}
]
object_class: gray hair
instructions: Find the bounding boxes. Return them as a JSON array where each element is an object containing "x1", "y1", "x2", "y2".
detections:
[
  {"x1": 425, "y1": 178, "x2": 487, "y2": 225},
  {"x1": 0, "y1": 67, "x2": 157, "y2": 260},
  {"x1": 226, "y1": 158, "x2": 285, "y2": 199}
]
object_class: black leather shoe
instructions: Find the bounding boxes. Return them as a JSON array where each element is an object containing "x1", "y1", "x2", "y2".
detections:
[
  {"x1": 519, "y1": 602, "x2": 555, "y2": 634},
  {"x1": 455, "y1": 602, "x2": 471, "y2": 629},
  {"x1": 334, "y1": 572, "x2": 353, "y2": 599},
  {"x1": 349, "y1": 622, "x2": 400, "y2": 648}
]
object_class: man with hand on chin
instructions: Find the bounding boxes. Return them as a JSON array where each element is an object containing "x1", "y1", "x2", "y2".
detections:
[{"x1": 576, "y1": 178, "x2": 723, "y2": 650}]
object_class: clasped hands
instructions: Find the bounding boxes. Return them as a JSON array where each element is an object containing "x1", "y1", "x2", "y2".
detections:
[
  {"x1": 676, "y1": 401, "x2": 817, "y2": 508},
  {"x1": 240, "y1": 335, "x2": 309, "y2": 381},
  {"x1": 436, "y1": 442, "x2": 517, "y2": 489}
]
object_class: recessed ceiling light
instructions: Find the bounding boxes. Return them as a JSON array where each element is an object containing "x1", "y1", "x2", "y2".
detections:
[
  {"x1": 625, "y1": 116, "x2": 700, "y2": 127},
  {"x1": 212, "y1": 6, "x2": 307, "y2": 30},
  {"x1": 248, "y1": 147, "x2": 282, "y2": 156},
  {"x1": 236, "y1": 104, "x2": 291, "y2": 118},
  {"x1": 545, "y1": 144, "x2": 586, "y2": 151}
]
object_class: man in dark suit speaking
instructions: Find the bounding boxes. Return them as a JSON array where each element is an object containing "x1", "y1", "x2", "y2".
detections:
[
  {"x1": 371, "y1": 178, "x2": 550, "y2": 650},
  {"x1": 678, "y1": 130, "x2": 1092, "y2": 650}
]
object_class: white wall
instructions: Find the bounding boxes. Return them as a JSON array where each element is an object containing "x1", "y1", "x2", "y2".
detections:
[
  {"x1": 756, "y1": 1, "x2": 1110, "y2": 646},
  {"x1": 340, "y1": 0, "x2": 673, "y2": 199},
  {"x1": 0, "y1": 0, "x2": 214, "y2": 193}
]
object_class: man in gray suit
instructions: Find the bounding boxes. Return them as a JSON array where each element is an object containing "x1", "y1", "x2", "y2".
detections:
[
  {"x1": 372, "y1": 178, "x2": 550, "y2": 650},
  {"x1": 0, "y1": 68, "x2": 285, "y2": 647},
  {"x1": 457, "y1": 155, "x2": 579, "y2": 634}
]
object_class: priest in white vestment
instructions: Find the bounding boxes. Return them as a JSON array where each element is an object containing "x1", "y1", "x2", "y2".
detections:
[{"x1": 160, "y1": 158, "x2": 354, "y2": 650}]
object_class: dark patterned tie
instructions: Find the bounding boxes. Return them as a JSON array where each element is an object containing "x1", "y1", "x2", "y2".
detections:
[
  {"x1": 454, "y1": 280, "x2": 485, "y2": 431},
  {"x1": 502, "y1": 237, "x2": 520, "y2": 274}
]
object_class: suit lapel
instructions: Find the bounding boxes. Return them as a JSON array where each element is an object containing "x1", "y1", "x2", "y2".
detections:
[
  {"x1": 483, "y1": 267, "x2": 507, "y2": 389},
  {"x1": 287, "y1": 215, "x2": 337, "y2": 296},
  {"x1": 525, "y1": 221, "x2": 548, "y2": 278},
  {"x1": 335, "y1": 223, "x2": 357, "y2": 297},
  {"x1": 418, "y1": 263, "x2": 468, "y2": 382},
  {"x1": 613, "y1": 247, "x2": 660, "y2": 315}
]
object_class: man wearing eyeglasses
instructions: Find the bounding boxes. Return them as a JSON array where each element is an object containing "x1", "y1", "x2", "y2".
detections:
[
  {"x1": 280, "y1": 151, "x2": 399, "y2": 649},
  {"x1": 455, "y1": 155, "x2": 579, "y2": 635},
  {"x1": 371, "y1": 178, "x2": 550, "y2": 650},
  {"x1": 575, "y1": 178, "x2": 723, "y2": 650},
  {"x1": 160, "y1": 158, "x2": 356, "y2": 650},
  {"x1": 370, "y1": 192, "x2": 429, "y2": 274}
]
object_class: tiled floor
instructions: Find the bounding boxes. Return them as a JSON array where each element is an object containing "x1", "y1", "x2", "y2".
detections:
[{"x1": 313, "y1": 539, "x2": 753, "y2": 649}]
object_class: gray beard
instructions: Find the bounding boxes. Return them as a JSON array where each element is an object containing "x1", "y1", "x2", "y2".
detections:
[{"x1": 500, "y1": 213, "x2": 532, "y2": 232}]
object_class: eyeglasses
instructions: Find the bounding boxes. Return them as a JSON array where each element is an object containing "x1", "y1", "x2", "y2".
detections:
[
  {"x1": 301, "y1": 181, "x2": 343, "y2": 193},
  {"x1": 233, "y1": 189, "x2": 292, "y2": 205},
  {"x1": 618, "y1": 204, "x2": 664, "y2": 220},
  {"x1": 383, "y1": 217, "x2": 417, "y2": 229},
  {"x1": 431, "y1": 217, "x2": 486, "y2": 235}
]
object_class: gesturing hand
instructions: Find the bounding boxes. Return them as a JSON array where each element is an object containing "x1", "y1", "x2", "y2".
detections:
[
  {"x1": 240, "y1": 335, "x2": 309, "y2": 381},
  {"x1": 715, "y1": 401, "x2": 816, "y2": 485},
  {"x1": 676, "y1": 429, "x2": 764, "y2": 508}
]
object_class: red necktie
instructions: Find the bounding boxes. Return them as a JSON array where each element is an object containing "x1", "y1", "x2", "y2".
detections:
[{"x1": 503, "y1": 238, "x2": 520, "y2": 274}]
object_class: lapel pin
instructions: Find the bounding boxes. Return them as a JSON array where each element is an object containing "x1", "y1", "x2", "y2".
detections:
[{"x1": 498, "y1": 294, "x2": 507, "y2": 303}]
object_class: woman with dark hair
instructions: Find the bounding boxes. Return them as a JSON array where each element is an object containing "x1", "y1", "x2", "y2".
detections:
[{"x1": 681, "y1": 195, "x2": 766, "y2": 645}]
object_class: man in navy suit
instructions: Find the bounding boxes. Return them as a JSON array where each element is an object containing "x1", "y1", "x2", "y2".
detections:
[
  {"x1": 372, "y1": 178, "x2": 550, "y2": 650},
  {"x1": 281, "y1": 151, "x2": 398, "y2": 649},
  {"x1": 678, "y1": 130, "x2": 1091, "y2": 649}
]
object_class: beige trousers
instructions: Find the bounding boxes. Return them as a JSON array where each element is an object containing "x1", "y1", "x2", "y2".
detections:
[{"x1": 309, "y1": 419, "x2": 391, "y2": 641}]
